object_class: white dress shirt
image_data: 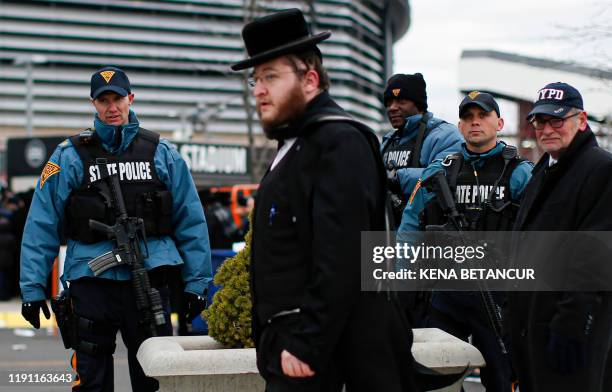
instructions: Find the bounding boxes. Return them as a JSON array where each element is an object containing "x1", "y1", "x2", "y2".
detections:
[{"x1": 271, "y1": 138, "x2": 297, "y2": 171}]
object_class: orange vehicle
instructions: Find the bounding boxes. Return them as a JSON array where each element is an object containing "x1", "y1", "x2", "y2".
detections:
[{"x1": 208, "y1": 184, "x2": 258, "y2": 228}]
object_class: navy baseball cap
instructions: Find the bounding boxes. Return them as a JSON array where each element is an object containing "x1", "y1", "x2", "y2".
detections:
[
  {"x1": 90, "y1": 66, "x2": 131, "y2": 99},
  {"x1": 527, "y1": 82, "x2": 583, "y2": 119},
  {"x1": 459, "y1": 91, "x2": 500, "y2": 117}
]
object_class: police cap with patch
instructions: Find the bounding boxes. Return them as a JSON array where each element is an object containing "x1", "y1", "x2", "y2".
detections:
[
  {"x1": 527, "y1": 82, "x2": 583, "y2": 119},
  {"x1": 383, "y1": 73, "x2": 428, "y2": 111},
  {"x1": 90, "y1": 66, "x2": 131, "y2": 100},
  {"x1": 459, "y1": 91, "x2": 500, "y2": 118}
]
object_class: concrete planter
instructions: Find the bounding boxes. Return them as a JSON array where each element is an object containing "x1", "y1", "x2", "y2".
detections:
[
  {"x1": 137, "y1": 336, "x2": 264, "y2": 391},
  {"x1": 138, "y1": 328, "x2": 484, "y2": 392},
  {"x1": 412, "y1": 328, "x2": 485, "y2": 392}
]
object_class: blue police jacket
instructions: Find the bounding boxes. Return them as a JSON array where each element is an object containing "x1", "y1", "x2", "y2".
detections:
[
  {"x1": 20, "y1": 111, "x2": 212, "y2": 302},
  {"x1": 397, "y1": 141, "x2": 533, "y2": 234},
  {"x1": 381, "y1": 112, "x2": 463, "y2": 198}
]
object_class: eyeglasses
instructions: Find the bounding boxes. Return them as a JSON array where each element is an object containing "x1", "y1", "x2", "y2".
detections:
[
  {"x1": 247, "y1": 70, "x2": 304, "y2": 88},
  {"x1": 530, "y1": 112, "x2": 581, "y2": 130}
]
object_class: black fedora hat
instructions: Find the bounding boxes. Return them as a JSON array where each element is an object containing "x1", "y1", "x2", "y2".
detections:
[{"x1": 231, "y1": 8, "x2": 331, "y2": 71}]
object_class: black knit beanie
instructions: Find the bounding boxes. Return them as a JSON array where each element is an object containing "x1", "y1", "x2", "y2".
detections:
[{"x1": 383, "y1": 73, "x2": 428, "y2": 111}]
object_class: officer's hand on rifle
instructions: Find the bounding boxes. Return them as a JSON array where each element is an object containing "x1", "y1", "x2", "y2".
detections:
[
  {"x1": 22, "y1": 300, "x2": 51, "y2": 329},
  {"x1": 386, "y1": 160, "x2": 401, "y2": 194},
  {"x1": 546, "y1": 331, "x2": 587, "y2": 374},
  {"x1": 182, "y1": 291, "x2": 207, "y2": 322}
]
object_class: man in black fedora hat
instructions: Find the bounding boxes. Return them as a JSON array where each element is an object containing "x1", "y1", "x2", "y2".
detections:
[{"x1": 233, "y1": 8, "x2": 417, "y2": 392}]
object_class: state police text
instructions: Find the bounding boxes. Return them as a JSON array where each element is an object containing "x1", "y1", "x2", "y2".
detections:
[
  {"x1": 89, "y1": 161, "x2": 153, "y2": 182},
  {"x1": 372, "y1": 243, "x2": 486, "y2": 264},
  {"x1": 456, "y1": 184, "x2": 505, "y2": 204}
]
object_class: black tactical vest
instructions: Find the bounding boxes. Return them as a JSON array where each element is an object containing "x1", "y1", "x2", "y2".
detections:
[
  {"x1": 65, "y1": 128, "x2": 174, "y2": 243},
  {"x1": 420, "y1": 152, "x2": 523, "y2": 231},
  {"x1": 382, "y1": 135, "x2": 418, "y2": 170},
  {"x1": 383, "y1": 117, "x2": 434, "y2": 227}
]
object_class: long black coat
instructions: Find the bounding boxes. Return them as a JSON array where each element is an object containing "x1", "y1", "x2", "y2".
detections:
[
  {"x1": 251, "y1": 92, "x2": 416, "y2": 391},
  {"x1": 507, "y1": 129, "x2": 612, "y2": 392}
]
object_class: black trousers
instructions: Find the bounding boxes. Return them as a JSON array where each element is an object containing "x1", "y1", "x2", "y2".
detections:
[
  {"x1": 69, "y1": 276, "x2": 172, "y2": 392},
  {"x1": 427, "y1": 300, "x2": 513, "y2": 392}
]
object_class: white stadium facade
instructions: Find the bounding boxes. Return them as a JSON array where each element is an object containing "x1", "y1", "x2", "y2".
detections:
[{"x1": 0, "y1": 0, "x2": 410, "y2": 144}]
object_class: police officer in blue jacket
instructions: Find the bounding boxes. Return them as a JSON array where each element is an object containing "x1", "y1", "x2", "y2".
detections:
[
  {"x1": 399, "y1": 92, "x2": 533, "y2": 392},
  {"x1": 20, "y1": 66, "x2": 212, "y2": 391},
  {"x1": 381, "y1": 73, "x2": 463, "y2": 227}
]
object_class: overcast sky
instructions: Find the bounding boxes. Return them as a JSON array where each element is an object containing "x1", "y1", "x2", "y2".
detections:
[{"x1": 392, "y1": 0, "x2": 612, "y2": 128}]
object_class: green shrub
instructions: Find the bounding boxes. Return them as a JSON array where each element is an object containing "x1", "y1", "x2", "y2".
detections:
[{"x1": 203, "y1": 224, "x2": 254, "y2": 348}]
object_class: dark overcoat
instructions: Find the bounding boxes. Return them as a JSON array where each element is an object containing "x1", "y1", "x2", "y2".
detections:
[
  {"x1": 251, "y1": 92, "x2": 417, "y2": 391},
  {"x1": 507, "y1": 128, "x2": 612, "y2": 392}
]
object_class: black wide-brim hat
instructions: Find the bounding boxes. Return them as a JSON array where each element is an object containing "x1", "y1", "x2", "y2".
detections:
[{"x1": 231, "y1": 8, "x2": 331, "y2": 71}]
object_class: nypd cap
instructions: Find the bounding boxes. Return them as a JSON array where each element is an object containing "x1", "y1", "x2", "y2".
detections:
[{"x1": 527, "y1": 82, "x2": 583, "y2": 119}]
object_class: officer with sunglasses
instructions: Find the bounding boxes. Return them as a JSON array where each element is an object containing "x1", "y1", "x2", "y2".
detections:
[{"x1": 506, "y1": 82, "x2": 612, "y2": 392}]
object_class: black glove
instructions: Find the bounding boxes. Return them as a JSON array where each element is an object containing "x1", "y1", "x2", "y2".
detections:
[
  {"x1": 387, "y1": 172, "x2": 401, "y2": 194},
  {"x1": 22, "y1": 300, "x2": 51, "y2": 329},
  {"x1": 182, "y1": 291, "x2": 207, "y2": 322},
  {"x1": 546, "y1": 331, "x2": 587, "y2": 374}
]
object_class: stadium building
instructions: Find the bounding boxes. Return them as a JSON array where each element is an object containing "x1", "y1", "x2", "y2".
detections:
[{"x1": 0, "y1": 0, "x2": 410, "y2": 146}]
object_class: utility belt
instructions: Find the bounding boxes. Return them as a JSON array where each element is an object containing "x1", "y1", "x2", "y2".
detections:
[
  {"x1": 50, "y1": 267, "x2": 174, "y2": 356},
  {"x1": 50, "y1": 289, "x2": 116, "y2": 356}
]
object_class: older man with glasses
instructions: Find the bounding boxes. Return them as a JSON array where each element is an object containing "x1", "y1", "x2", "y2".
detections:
[{"x1": 506, "y1": 82, "x2": 612, "y2": 392}]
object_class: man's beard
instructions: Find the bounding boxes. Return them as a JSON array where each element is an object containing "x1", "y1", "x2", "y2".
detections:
[{"x1": 259, "y1": 83, "x2": 307, "y2": 140}]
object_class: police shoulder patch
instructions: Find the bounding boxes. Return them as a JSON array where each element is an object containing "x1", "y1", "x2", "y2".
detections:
[
  {"x1": 409, "y1": 179, "x2": 422, "y2": 205},
  {"x1": 40, "y1": 161, "x2": 61, "y2": 189}
]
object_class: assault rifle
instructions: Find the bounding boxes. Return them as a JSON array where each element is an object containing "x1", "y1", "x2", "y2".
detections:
[
  {"x1": 421, "y1": 171, "x2": 469, "y2": 231},
  {"x1": 422, "y1": 170, "x2": 507, "y2": 354},
  {"x1": 88, "y1": 158, "x2": 166, "y2": 337}
]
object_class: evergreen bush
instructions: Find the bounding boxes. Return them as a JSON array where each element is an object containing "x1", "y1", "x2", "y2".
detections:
[{"x1": 203, "y1": 224, "x2": 254, "y2": 348}]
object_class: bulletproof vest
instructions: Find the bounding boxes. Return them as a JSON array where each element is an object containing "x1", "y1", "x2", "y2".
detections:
[
  {"x1": 420, "y1": 152, "x2": 523, "y2": 231},
  {"x1": 65, "y1": 128, "x2": 174, "y2": 244},
  {"x1": 382, "y1": 135, "x2": 418, "y2": 170}
]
